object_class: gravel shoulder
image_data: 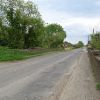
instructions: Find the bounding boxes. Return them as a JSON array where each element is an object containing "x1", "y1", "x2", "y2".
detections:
[{"x1": 59, "y1": 51, "x2": 100, "y2": 100}]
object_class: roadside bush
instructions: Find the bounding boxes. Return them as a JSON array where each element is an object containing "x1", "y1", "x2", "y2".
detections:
[{"x1": 91, "y1": 33, "x2": 100, "y2": 50}]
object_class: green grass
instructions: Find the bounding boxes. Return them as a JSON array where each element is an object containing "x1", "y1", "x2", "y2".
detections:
[
  {"x1": 96, "y1": 83, "x2": 100, "y2": 90},
  {"x1": 0, "y1": 46, "x2": 64, "y2": 61}
]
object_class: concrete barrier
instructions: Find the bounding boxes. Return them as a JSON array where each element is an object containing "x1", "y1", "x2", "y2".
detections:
[{"x1": 88, "y1": 49, "x2": 100, "y2": 82}]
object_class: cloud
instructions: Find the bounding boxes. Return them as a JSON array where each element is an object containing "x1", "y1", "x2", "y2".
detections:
[
  {"x1": 40, "y1": 8, "x2": 100, "y2": 30},
  {"x1": 35, "y1": 0, "x2": 100, "y2": 17},
  {"x1": 32, "y1": 0, "x2": 100, "y2": 44},
  {"x1": 95, "y1": 0, "x2": 100, "y2": 5}
]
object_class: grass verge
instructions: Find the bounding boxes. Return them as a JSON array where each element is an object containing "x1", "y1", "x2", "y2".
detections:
[{"x1": 0, "y1": 46, "x2": 64, "y2": 61}]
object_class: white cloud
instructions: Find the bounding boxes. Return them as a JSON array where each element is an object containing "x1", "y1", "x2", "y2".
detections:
[
  {"x1": 32, "y1": 0, "x2": 100, "y2": 44},
  {"x1": 40, "y1": 8, "x2": 100, "y2": 30},
  {"x1": 95, "y1": 0, "x2": 100, "y2": 5},
  {"x1": 33, "y1": 0, "x2": 100, "y2": 30}
]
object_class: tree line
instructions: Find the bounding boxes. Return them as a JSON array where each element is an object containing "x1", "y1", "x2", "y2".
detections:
[
  {"x1": 64, "y1": 41, "x2": 84, "y2": 49},
  {"x1": 0, "y1": 0, "x2": 66, "y2": 49}
]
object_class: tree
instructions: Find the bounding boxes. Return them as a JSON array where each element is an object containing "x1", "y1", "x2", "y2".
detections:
[
  {"x1": 76, "y1": 41, "x2": 84, "y2": 48},
  {"x1": 0, "y1": 18, "x2": 3, "y2": 40},
  {"x1": 24, "y1": 18, "x2": 45, "y2": 48},
  {"x1": 0, "y1": 17, "x2": 8, "y2": 46},
  {"x1": 45, "y1": 24, "x2": 66, "y2": 48},
  {"x1": 0, "y1": 0, "x2": 44, "y2": 49},
  {"x1": 0, "y1": 0, "x2": 66, "y2": 49},
  {"x1": 90, "y1": 33, "x2": 100, "y2": 50}
]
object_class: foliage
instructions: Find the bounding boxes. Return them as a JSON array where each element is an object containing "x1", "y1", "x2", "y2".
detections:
[
  {"x1": 96, "y1": 83, "x2": 100, "y2": 90},
  {"x1": 45, "y1": 24, "x2": 66, "y2": 48},
  {"x1": 74, "y1": 41, "x2": 84, "y2": 48},
  {"x1": 64, "y1": 41, "x2": 73, "y2": 47},
  {"x1": 0, "y1": 17, "x2": 8, "y2": 46},
  {"x1": 90, "y1": 33, "x2": 100, "y2": 50},
  {"x1": 24, "y1": 18, "x2": 45, "y2": 48},
  {"x1": 0, "y1": 0, "x2": 44, "y2": 49},
  {"x1": 0, "y1": 0, "x2": 66, "y2": 49}
]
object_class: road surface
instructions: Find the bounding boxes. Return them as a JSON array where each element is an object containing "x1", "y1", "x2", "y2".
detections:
[
  {"x1": 0, "y1": 49, "x2": 82, "y2": 100},
  {"x1": 59, "y1": 49, "x2": 100, "y2": 100}
]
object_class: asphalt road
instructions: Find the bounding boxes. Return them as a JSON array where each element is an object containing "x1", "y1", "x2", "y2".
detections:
[{"x1": 0, "y1": 49, "x2": 83, "y2": 100}]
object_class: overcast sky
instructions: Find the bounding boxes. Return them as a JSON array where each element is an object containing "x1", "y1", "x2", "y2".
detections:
[{"x1": 32, "y1": 0, "x2": 100, "y2": 44}]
